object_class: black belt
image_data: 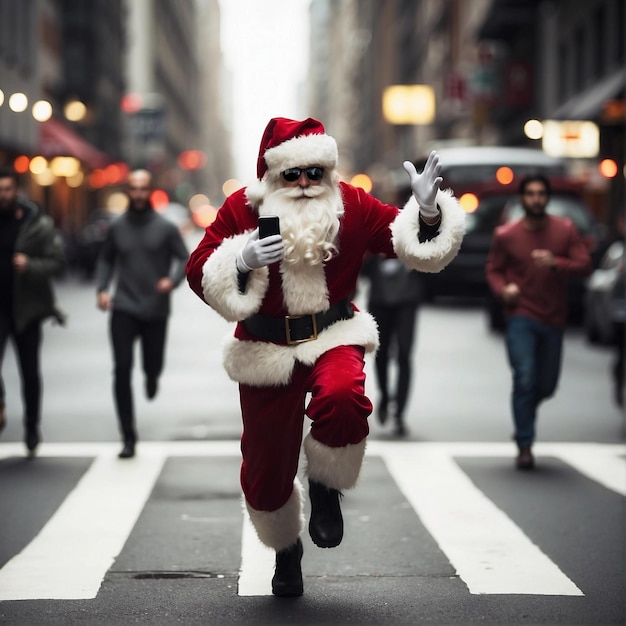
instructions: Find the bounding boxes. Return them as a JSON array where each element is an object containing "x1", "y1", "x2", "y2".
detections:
[{"x1": 243, "y1": 299, "x2": 354, "y2": 345}]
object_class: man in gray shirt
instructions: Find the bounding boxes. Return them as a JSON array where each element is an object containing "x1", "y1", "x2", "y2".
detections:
[{"x1": 96, "y1": 169, "x2": 189, "y2": 458}]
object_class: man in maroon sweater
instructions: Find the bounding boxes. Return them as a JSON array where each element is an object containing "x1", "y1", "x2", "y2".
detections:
[{"x1": 486, "y1": 174, "x2": 592, "y2": 469}]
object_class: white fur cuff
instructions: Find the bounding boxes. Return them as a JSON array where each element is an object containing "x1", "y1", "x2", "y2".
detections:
[
  {"x1": 200, "y1": 233, "x2": 269, "y2": 322},
  {"x1": 303, "y1": 433, "x2": 366, "y2": 491},
  {"x1": 245, "y1": 479, "x2": 304, "y2": 551},
  {"x1": 391, "y1": 190, "x2": 465, "y2": 273}
]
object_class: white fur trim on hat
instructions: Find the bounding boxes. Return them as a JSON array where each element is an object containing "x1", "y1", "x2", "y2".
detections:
[
  {"x1": 303, "y1": 433, "x2": 366, "y2": 491},
  {"x1": 200, "y1": 232, "x2": 269, "y2": 322},
  {"x1": 391, "y1": 189, "x2": 466, "y2": 273},
  {"x1": 264, "y1": 134, "x2": 338, "y2": 176},
  {"x1": 245, "y1": 478, "x2": 304, "y2": 551},
  {"x1": 222, "y1": 310, "x2": 379, "y2": 386}
]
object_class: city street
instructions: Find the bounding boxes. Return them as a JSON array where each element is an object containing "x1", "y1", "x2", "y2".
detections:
[{"x1": 0, "y1": 261, "x2": 624, "y2": 625}]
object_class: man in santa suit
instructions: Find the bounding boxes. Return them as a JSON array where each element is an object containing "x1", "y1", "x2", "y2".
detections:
[{"x1": 186, "y1": 117, "x2": 465, "y2": 596}]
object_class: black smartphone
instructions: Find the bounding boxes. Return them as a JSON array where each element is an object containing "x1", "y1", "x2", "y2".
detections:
[{"x1": 258, "y1": 215, "x2": 280, "y2": 238}]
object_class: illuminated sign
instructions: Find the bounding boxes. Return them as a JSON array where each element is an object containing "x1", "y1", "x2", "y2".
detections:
[{"x1": 541, "y1": 120, "x2": 599, "y2": 158}]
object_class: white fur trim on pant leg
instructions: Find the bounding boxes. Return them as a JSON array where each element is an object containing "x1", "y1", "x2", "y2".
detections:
[
  {"x1": 244, "y1": 479, "x2": 304, "y2": 551},
  {"x1": 391, "y1": 190, "x2": 466, "y2": 274},
  {"x1": 200, "y1": 233, "x2": 269, "y2": 322},
  {"x1": 303, "y1": 433, "x2": 366, "y2": 491}
]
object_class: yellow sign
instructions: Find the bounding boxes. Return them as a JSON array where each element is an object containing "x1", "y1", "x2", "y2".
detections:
[{"x1": 383, "y1": 85, "x2": 435, "y2": 125}]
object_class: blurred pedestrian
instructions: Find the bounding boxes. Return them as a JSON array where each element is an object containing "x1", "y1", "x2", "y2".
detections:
[
  {"x1": 486, "y1": 174, "x2": 592, "y2": 470},
  {"x1": 96, "y1": 169, "x2": 189, "y2": 459},
  {"x1": 362, "y1": 254, "x2": 426, "y2": 436},
  {"x1": 0, "y1": 167, "x2": 65, "y2": 456},
  {"x1": 186, "y1": 117, "x2": 465, "y2": 596}
]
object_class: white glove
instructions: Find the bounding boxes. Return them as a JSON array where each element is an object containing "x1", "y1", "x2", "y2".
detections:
[
  {"x1": 236, "y1": 229, "x2": 284, "y2": 273},
  {"x1": 403, "y1": 150, "x2": 443, "y2": 219}
]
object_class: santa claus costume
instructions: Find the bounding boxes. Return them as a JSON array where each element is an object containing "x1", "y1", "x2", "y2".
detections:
[{"x1": 186, "y1": 117, "x2": 465, "y2": 595}]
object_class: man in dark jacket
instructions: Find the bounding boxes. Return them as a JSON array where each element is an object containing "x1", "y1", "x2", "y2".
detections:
[
  {"x1": 0, "y1": 167, "x2": 65, "y2": 456},
  {"x1": 96, "y1": 169, "x2": 189, "y2": 459}
]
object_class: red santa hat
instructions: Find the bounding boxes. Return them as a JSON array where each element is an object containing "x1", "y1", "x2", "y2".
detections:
[{"x1": 256, "y1": 117, "x2": 338, "y2": 180}]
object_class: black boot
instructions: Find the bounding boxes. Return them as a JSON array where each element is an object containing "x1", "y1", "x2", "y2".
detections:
[
  {"x1": 271, "y1": 539, "x2": 303, "y2": 597},
  {"x1": 393, "y1": 419, "x2": 407, "y2": 438},
  {"x1": 308, "y1": 479, "x2": 343, "y2": 548},
  {"x1": 25, "y1": 423, "x2": 40, "y2": 457},
  {"x1": 118, "y1": 439, "x2": 135, "y2": 459}
]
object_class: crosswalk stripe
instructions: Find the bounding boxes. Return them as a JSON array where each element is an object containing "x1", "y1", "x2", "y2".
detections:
[
  {"x1": 0, "y1": 440, "x2": 622, "y2": 600},
  {"x1": 0, "y1": 449, "x2": 165, "y2": 600},
  {"x1": 379, "y1": 443, "x2": 584, "y2": 596}
]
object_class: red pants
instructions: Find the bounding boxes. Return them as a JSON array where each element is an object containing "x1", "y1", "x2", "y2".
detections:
[{"x1": 239, "y1": 345, "x2": 372, "y2": 512}]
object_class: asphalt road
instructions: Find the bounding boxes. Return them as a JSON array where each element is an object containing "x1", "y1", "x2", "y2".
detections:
[{"x1": 0, "y1": 268, "x2": 624, "y2": 625}]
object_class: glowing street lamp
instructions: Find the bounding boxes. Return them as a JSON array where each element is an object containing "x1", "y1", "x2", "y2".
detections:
[
  {"x1": 9, "y1": 92, "x2": 28, "y2": 113},
  {"x1": 64, "y1": 99, "x2": 87, "y2": 122},
  {"x1": 32, "y1": 100, "x2": 53, "y2": 122}
]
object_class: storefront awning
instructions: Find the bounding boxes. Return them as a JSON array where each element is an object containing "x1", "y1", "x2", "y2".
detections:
[
  {"x1": 554, "y1": 70, "x2": 625, "y2": 120},
  {"x1": 39, "y1": 118, "x2": 110, "y2": 169}
]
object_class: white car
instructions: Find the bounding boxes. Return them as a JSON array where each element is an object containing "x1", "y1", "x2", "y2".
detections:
[{"x1": 584, "y1": 240, "x2": 625, "y2": 344}]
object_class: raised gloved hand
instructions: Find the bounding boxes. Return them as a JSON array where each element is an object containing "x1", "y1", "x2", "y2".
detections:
[
  {"x1": 403, "y1": 150, "x2": 443, "y2": 219},
  {"x1": 236, "y1": 229, "x2": 284, "y2": 273}
]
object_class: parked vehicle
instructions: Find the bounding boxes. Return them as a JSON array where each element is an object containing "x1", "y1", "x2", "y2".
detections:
[
  {"x1": 584, "y1": 240, "x2": 625, "y2": 344},
  {"x1": 413, "y1": 145, "x2": 568, "y2": 197}
]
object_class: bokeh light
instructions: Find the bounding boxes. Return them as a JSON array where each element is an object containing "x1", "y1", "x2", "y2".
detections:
[
  {"x1": 222, "y1": 179, "x2": 243, "y2": 197},
  {"x1": 9, "y1": 92, "x2": 28, "y2": 113},
  {"x1": 459, "y1": 193, "x2": 479, "y2": 213},
  {"x1": 64, "y1": 100, "x2": 87, "y2": 122},
  {"x1": 495, "y1": 166, "x2": 514, "y2": 185},
  {"x1": 599, "y1": 159, "x2": 618, "y2": 178},
  {"x1": 350, "y1": 173, "x2": 373, "y2": 192},
  {"x1": 32, "y1": 100, "x2": 53, "y2": 122}
]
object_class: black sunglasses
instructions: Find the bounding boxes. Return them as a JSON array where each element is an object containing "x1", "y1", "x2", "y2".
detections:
[{"x1": 281, "y1": 167, "x2": 325, "y2": 182}]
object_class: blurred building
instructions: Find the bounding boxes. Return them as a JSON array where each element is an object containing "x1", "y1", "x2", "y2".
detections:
[
  {"x1": 308, "y1": 0, "x2": 624, "y2": 227},
  {"x1": 123, "y1": 0, "x2": 197, "y2": 205},
  {"x1": 308, "y1": 0, "x2": 491, "y2": 201},
  {"x1": 477, "y1": 0, "x2": 625, "y2": 228},
  {"x1": 196, "y1": 0, "x2": 233, "y2": 207},
  {"x1": 0, "y1": 0, "x2": 125, "y2": 233}
]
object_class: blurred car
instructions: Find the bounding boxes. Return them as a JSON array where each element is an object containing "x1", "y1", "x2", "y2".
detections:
[
  {"x1": 412, "y1": 146, "x2": 568, "y2": 197},
  {"x1": 584, "y1": 240, "x2": 625, "y2": 344}
]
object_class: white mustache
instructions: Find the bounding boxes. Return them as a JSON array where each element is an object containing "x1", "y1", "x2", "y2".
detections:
[{"x1": 281, "y1": 185, "x2": 326, "y2": 199}]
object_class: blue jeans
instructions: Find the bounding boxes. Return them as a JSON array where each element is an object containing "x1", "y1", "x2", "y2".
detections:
[{"x1": 505, "y1": 316, "x2": 563, "y2": 447}]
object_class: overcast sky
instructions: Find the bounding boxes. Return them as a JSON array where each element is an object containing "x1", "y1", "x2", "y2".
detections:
[{"x1": 218, "y1": 0, "x2": 311, "y2": 181}]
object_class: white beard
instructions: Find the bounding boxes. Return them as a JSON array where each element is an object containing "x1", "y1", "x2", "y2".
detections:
[{"x1": 258, "y1": 178, "x2": 344, "y2": 268}]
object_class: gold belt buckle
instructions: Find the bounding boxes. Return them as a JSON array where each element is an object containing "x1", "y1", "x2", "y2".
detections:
[{"x1": 285, "y1": 314, "x2": 318, "y2": 345}]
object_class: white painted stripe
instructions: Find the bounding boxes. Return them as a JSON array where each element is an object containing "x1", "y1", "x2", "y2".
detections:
[
  {"x1": 538, "y1": 443, "x2": 626, "y2": 497},
  {"x1": 0, "y1": 440, "x2": 621, "y2": 600},
  {"x1": 0, "y1": 450, "x2": 165, "y2": 600},
  {"x1": 238, "y1": 509, "x2": 275, "y2": 596},
  {"x1": 0, "y1": 440, "x2": 241, "y2": 460},
  {"x1": 380, "y1": 444, "x2": 584, "y2": 596}
]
